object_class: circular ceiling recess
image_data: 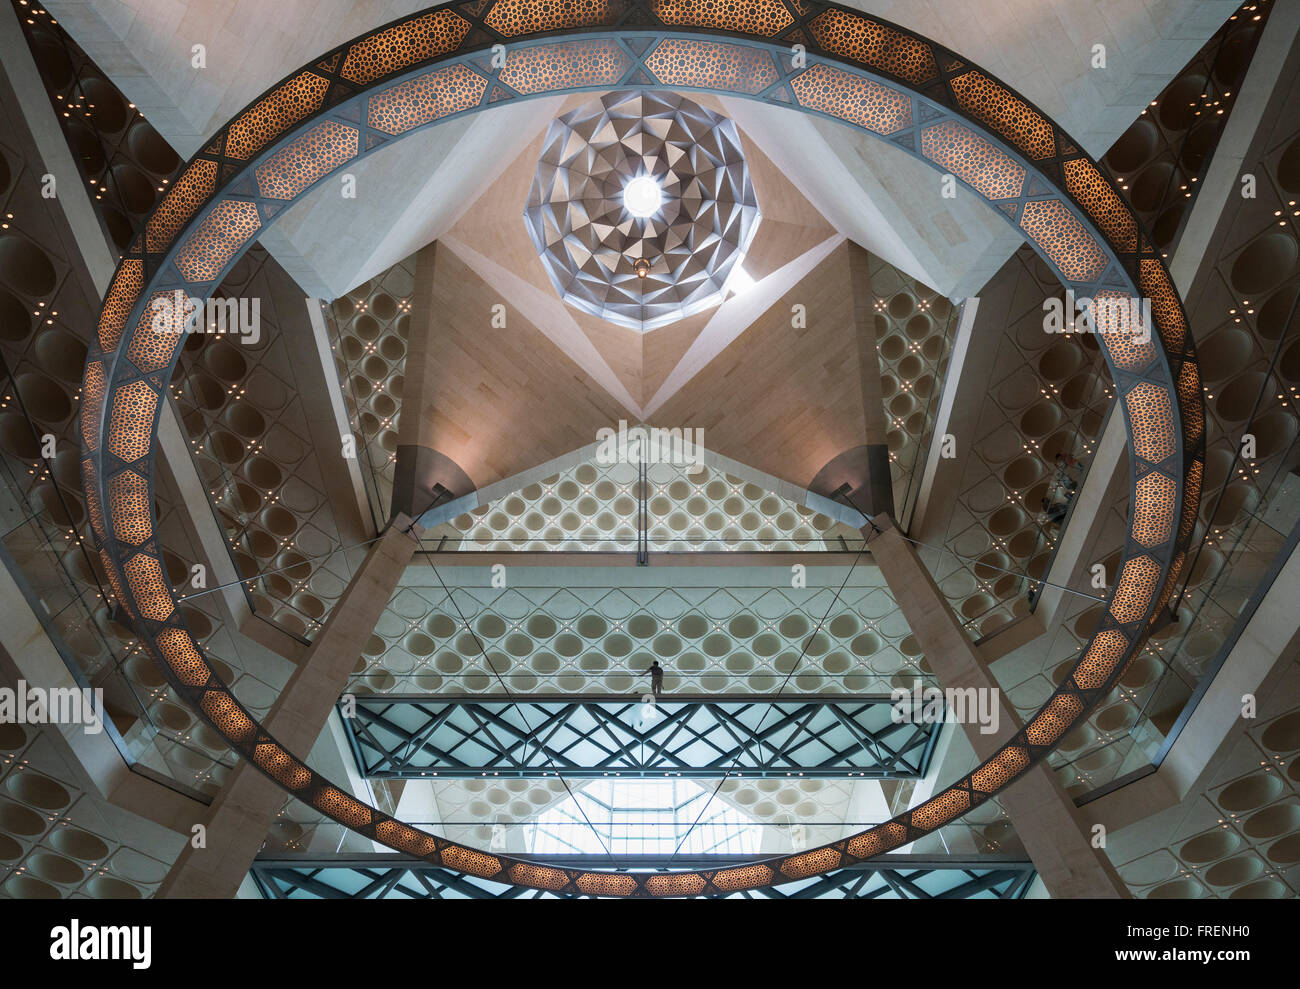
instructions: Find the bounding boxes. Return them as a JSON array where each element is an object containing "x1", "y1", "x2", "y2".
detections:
[{"x1": 522, "y1": 91, "x2": 760, "y2": 332}]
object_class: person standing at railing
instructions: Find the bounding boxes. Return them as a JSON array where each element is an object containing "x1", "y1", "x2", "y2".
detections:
[
  {"x1": 644, "y1": 660, "x2": 665, "y2": 699},
  {"x1": 1039, "y1": 495, "x2": 1068, "y2": 527}
]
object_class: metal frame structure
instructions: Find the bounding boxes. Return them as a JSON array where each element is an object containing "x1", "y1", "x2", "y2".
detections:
[
  {"x1": 251, "y1": 854, "x2": 1036, "y2": 899},
  {"x1": 341, "y1": 694, "x2": 941, "y2": 779},
  {"x1": 80, "y1": 0, "x2": 1203, "y2": 895}
]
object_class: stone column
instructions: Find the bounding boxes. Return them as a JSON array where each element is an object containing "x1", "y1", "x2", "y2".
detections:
[
  {"x1": 808, "y1": 242, "x2": 893, "y2": 518},
  {"x1": 157, "y1": 516, "x2": 422, "y2": 898},
  {"x1": 866, "y1": 515, "x2": 1129, "y2": 897},
  {"x1": 391, "y1": 241, "x2": 476, "y2": 520}
]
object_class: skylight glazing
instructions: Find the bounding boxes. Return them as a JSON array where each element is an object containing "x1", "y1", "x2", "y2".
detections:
[{"x1": 527, "y1": 779, "x2": 761, "y2": 856}]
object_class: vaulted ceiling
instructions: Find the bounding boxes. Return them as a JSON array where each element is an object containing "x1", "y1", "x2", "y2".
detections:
[{"x1": 47, "y1": 0, "x2": 1238, "y2": 298}]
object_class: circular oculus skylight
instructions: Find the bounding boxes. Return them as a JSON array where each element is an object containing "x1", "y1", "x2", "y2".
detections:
[{"x1": 622, "y1": 175, "x2": 665, "y2": 218}]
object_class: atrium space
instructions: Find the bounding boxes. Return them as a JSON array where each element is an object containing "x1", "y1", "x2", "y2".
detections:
[{"x1": 0, "y1": 0, "x2": 1295, "y2": 938}]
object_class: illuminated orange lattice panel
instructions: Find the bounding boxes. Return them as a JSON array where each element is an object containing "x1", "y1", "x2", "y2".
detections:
[
  {"x1": 645, "y1": 39, "x2": 779, "y2": 95},
  {"x1": 255, "y1": 120, "x2": 359, "y2": 200},
  {"x1": 1109, "y1": 555, "x2": 1161, "y2": 624},
  {"x1": 951, "y1": 71, "x2": 1054, "y2": 160},
  {"x1": 650, "y1": 0, "x2": 792, "y2": 35},
  {"x1": 710, "y1": 863, "x2": 774, "y2": 892},
  {"x1": 575, "y1": 872, "x2": 638, "y2": 897},
  {"x1": 790, "y1": 63, "x2": 911, "y2": 135},
  {"x1": 81, "y1": 361, "x2": 105, "y2": 452},
  {"x1": 486, "y1": 0, "x2": 620, "y2": 34},
  {"x1": 1124, "y1": 381, "x2": 1176, "y2": 464},
  {"x1": 910, "y1": 788, "x2": 970, "y2": 830},
  {"x1": 225, "y1": 71, "x2": 329, "y2": 160},
  {"x1": 174, "y1": 200, "x2": 262, "y2": 284},
  {"x1": 807, "y1": 9, "x2": 938, "y2": 85},
  {"x1": 367, "y1": 64, "x2": 488, "y2": 134},
  {"x1": 1177, "y1": 360, "x2": 1203, "y2": 445},
  {"x1": 253, "y1": 742, "x2": 312, "y2": 788},
  {"x1": 780, "y1": 846, "x2": 842, "y2": 880},
  {"x1": 146, "y1": 159, "x2": 218, "y2": 253},
  {"x1": 1092, "y1": 290, "x2": 1157, "y2": 371},
  {"x1": 107, "y1": 379, "x2": 158, "y2": 463},
  {"x1": 133, "y1": 289, "x2": 196, "y2": 342},
  {"x1": 1140, "y1": 259, "x2": 1187, "y2": 353},
  {"x1": 440, "y1": 844, "x2": 502, "y2": 878},
  {"x1": 98, "y1": 259, "x2": 142, "y2": 352},
  {"x1": 645, "y1": 873, "x2": 707, "y2": 897},
  {"x1": 1025, "y1": 694, "x2": 1084, "y2": 747},
  {"x1": 1019, "y1": 200, "x2": 1107, "y2": 282},
  {"x1": 1071, "y1": 629, "x2": 1129, "y2": 689},
  {"x1": 200, "y1": 689, "x2": 256, "y2": 743},
  {"x1": 500, "y1": 40, "x2": 630, "y2": 95},
  {"x1": 1063, "y1": 159, "x2": 1137, "y2": 253},
  {"x1": 107, "y1": 471, "x2": 151, "y2": 545},
  {"x1": 316, "y1": 785, "x2": 373, "y2": 829},
  {"x1": 340, "y1": 10, "x2": 470, "y2": 84},
  {"x1": 507, "y1": 862, "x2": 569, "y2": 890},
  {"x1": 82, "y1": 458, "x2": 104, "y2": 542},
  {"x1": 1179, "y1": 459, "x2": 1202, "y2": 543},
  {"x1": 920, "y1": 122, "x2": 1025, "y2": 200},
  {"x1": 156, "y1": 627, "x2": 210, "y2": 687},
  {"x1": 970, "y1": 745, "x2": 1030, "y2": 792},
  {"x1": 375, "y1": 820, "x2": 438, "y2": 858},
  {"x1": 122, "y1": 552, "x2": 173, "y2": 622},
  {"x1": 126, "y1": 292, "x2": 188, "y2": 372},
  {"x1": 1131, "y1": 471, "x2": 1176, "y2": 547},
  {"x1": 846, "y1": 821, "x2": 908, "y2": 859}
]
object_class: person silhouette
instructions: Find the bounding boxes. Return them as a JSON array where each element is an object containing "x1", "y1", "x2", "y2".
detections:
[
  {"x1": 1040, "y1": 495, "x2": 1067, "y2": 525},
  {"x1": 644, "y1": 660, "x2": 665, "y2": 698}
]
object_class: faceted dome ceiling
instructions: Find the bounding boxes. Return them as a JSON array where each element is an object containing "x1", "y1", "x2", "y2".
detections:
[{"x1": 523, "y1": 91, "x2": 761, "y2": 333}]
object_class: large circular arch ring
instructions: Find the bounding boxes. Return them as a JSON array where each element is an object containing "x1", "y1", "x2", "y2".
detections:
[{"x1": 81, "y1": 0, "x2": 1203, "y2": 897}]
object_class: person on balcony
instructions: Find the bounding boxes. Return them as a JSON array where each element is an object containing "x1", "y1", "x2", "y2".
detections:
[{"x1": 644, "y1": 660, "x2": 665, "y2": 699}]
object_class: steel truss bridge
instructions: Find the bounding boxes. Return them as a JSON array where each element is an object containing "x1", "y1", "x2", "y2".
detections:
[
  {"x1": 339, "y1": 694, "x2": 944, "y2": 780},
  {"x1": 251, "y1": 855, "x2": 1034, "y2": 900}
]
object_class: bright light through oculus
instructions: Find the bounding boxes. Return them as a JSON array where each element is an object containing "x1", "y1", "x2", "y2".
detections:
[
  {"x1": 728, "y1": 261, "x2": 755, "y2": 296},
  {"x1": 623, "y1": 175, "x2": 664, "y2": 218}
]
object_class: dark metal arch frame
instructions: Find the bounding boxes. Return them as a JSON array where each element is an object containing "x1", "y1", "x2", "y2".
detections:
[{"x1": 79, "y1": 0, "x2": 1202, "y2": 897}]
